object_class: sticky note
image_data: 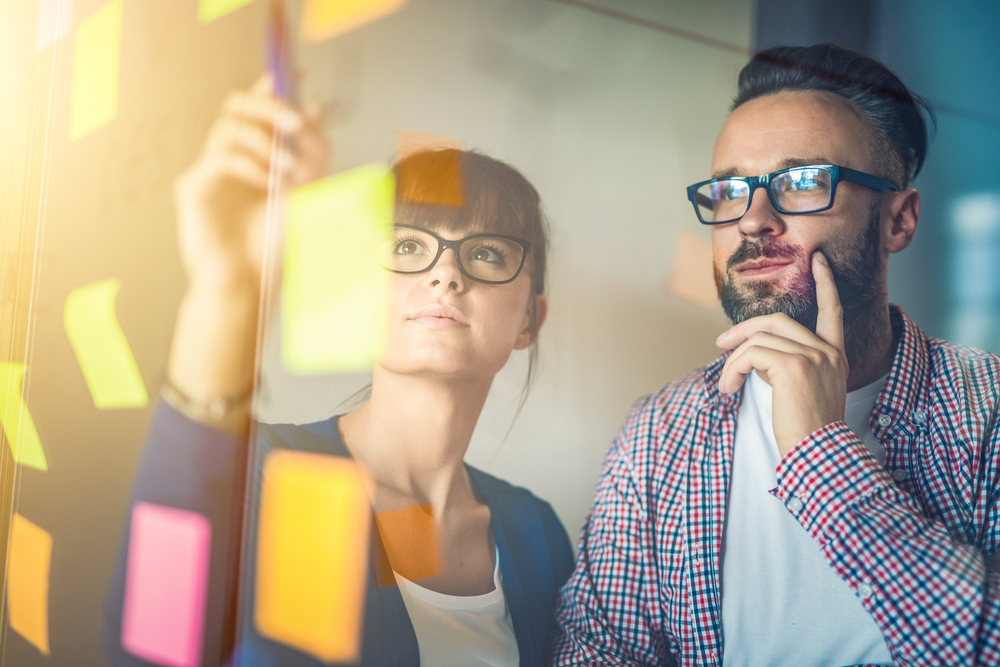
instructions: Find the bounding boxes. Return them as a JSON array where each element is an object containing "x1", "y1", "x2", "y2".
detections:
[
  {"x1": 255, "y1": 450, "x2": 370, "y2": 663},
  {"x1": 69, "y1": 0, "x2": 122, "y2": 140},
  {"x1": 0, "y1": 362, "x2": 48, "y2": 471},
  {"x1": 665, "y1": 231, "x2": 719, "y2": 308},
  {"x1": 281, "y1": 164, "x2": 393, "y2": 375},
  {"x1": 375, "y1": 504, "x2": 439, "y2": 583},
  {"x1": 121, "y1": 503, "x2": 212, "y2": 667},
  {"x1": 198, "y1": 0, "x2": 258, "y2": 23},
  {"x1": 300, "y1": 0, "x2": 409, "y2": 43},
  {"x1": 35, "y1": 0, "x2": 73, "y2": 52},
  {"x1": 64, "y1": 279, "x2": 149, "y2": 409},
  {"x1": 396, "y1": 131, "x2": 464, "y2": 160},
  {"x1": 395, "y1": 146, "x2": 464, "y2": 208},
  {"x1": 7, "y1": 514, "x2": 52, "y2": 655}
]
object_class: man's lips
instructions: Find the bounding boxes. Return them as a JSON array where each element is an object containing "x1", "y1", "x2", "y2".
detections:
[
  {"x1": 734, "y1": 259, "x2": 794, "y2": 278},
  {"x1": 408, "y1": 304, "x2": 470, "y2": 329}
]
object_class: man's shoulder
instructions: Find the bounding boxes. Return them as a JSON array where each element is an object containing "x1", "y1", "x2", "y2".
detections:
[{"x1": 926, "y1": 335, "x2": 1000, "y2": 410}]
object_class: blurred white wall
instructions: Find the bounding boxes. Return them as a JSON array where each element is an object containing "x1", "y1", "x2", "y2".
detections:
[{"x1": 255, "y1": 0, "x2": 750, "y2": 544}]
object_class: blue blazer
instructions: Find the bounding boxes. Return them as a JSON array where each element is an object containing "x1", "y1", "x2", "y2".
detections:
[{"x1": 104, "y1": 402, "x2": 575, "y2": 666}]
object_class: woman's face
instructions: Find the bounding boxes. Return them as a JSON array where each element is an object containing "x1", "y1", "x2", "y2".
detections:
[{"x1": 376, "y1": 223, "x2": 545, "y2": 381}]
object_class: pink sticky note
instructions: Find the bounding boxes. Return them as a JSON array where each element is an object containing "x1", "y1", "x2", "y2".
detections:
[{"x1": 121, "y1": 502, "x2": 212, "y2": 667}]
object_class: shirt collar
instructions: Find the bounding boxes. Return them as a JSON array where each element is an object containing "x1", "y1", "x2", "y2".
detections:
[{"x1": 875, "y1": 304, "x2": 930, "y2": 421}]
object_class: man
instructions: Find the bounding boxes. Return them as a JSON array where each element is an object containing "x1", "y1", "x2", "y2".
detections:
[{"x1": 552, "y1": 44, "x2": 1000, "y2": 666}]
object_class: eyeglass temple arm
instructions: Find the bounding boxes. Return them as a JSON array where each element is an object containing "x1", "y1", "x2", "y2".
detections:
[{"x1": 839, "y1": 166, "x2": 899, "y2": 192}]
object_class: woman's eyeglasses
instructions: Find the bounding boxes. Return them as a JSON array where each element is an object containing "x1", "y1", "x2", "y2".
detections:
[
  {"x1": 375, "y1": 225, "x2": 531, "y2": 284},
  {"x1": 686, "y1": 164, "x2": 898, "y2": 225}
]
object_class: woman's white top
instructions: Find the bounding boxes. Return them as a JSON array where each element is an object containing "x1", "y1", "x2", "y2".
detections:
[{"x1": 393, "y1": 547, "x2": 520, "y2": 666}]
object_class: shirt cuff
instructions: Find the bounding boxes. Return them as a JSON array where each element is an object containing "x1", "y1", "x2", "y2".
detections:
[{"x1": 771, "y1": 421, "x2": 895, "y2": 541}]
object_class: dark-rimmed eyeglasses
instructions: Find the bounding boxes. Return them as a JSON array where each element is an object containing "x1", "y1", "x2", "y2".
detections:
[
  {"x1": 686, "y1": 164, "x2": 898, "y2": 225},
  {"x1": 375, "y1": 225, "x2": 531, "y2": 285}
]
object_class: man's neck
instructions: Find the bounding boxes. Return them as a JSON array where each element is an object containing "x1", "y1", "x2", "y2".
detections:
[{"x1": 844, "y1": 302, "x2": 898, "y2": 391}]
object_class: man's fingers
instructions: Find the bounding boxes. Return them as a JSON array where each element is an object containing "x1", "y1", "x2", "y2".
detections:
[
  {"x1": 718, "y1": 346, "x2": 787, "y2": 394},
  {"x1": 717, "y1": 312, "x2": 832, "y2": 353},
  {"x1": 812, "y1": 251, "x2": 845, "y2": 352}
]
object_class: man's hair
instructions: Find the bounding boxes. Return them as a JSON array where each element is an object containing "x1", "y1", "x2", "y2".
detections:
[{"x1": 732, "y1": 44, "x2": 934, "y2": 189}]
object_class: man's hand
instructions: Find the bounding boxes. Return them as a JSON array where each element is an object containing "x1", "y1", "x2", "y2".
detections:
[{"x1": 716, "y1": 252, "x2": 849, "y2": 457}]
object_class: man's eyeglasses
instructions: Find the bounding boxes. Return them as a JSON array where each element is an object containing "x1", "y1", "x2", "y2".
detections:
[
  {"x1": 686, "y1": 164, "x2": 898, "y2": 225},
  {"x1": 375, "y1": 225, "x2": 531, "y2": 284}
]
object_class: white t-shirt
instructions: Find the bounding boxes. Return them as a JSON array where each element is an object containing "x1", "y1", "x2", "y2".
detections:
[
  {"x1": 721, "y1": 370, "x2": 893, "y2": 667},
  {"x1": 393, "y1": 547, "x2": 519, "y2": 666}
]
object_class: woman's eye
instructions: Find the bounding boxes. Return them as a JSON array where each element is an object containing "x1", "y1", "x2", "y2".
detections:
[
  {"x1": 393, "y1": 240, "x2": 424, "y2": 255},
  {"x1": 469, "y1": 246, "x2": 505, "y2": 265}
]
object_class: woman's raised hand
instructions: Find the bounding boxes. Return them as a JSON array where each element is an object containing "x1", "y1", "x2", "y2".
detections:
[
  {"x1": 173, "y1": 74, "x2": 331, "y2": 293},
  {"x1": 165, "y1": 75, "x2": 330, "y2": 417}
]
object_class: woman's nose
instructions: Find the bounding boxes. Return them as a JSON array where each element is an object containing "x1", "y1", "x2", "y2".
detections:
[{"x1": 427, "y1": 245, "x2": 466, "y2": 291}]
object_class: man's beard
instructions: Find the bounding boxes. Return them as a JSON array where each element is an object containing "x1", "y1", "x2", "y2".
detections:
[{"x1": 713, "y1": 197, "x2": 887, "y2": 366}]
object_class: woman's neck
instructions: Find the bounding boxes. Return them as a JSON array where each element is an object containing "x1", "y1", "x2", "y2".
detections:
[{"x1": 337, "y1": 366, "x2": 493, "y2": 515}]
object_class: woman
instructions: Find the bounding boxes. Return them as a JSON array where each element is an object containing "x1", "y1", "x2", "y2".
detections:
[{"x1": 103, "y1": 75, "x2": 573, "y2": 667}]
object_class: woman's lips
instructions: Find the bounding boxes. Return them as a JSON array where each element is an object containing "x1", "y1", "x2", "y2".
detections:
[{"x1": 408, "y1": 304, "x2": 470, "y2": 329}]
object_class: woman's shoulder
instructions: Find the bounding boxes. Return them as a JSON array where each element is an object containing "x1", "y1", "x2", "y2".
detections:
[{"x1": 253, "y1": 416, "x2": 348, "y2": 457}]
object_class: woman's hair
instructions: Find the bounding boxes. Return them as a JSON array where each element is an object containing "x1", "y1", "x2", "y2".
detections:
[
  {"x1": 359, "y1": 148, "x2": 549, "y2": 426},
  {"x1": 732, "y1": 44, "x2": 935, "y2": 189}
]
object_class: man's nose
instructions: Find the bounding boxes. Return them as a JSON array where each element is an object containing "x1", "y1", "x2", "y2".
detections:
[{"x1": 737, "y1": 188, "x2": 785, "y2": 239}]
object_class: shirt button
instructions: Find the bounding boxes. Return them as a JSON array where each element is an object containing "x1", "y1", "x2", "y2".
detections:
[
  {"x1": 877, "y1": 414, "x2": 892, "y2": 427},
  {"x1": 787, "y1": 497, "x2": 804, "y2": 513},
  {"x1": 857, "y1": 583, "x2": 874, "y2": 599},
  {"x1": 893, "y1": 468, "x2": 907, "y2": 481},
  {"x1": 913, "y1": 409, "x2": 928, "y2": 423}
]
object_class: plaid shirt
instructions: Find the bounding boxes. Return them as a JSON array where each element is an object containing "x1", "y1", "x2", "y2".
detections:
[{"x1": 552, "y1": 306, "x2": 1000, "y2": 666}]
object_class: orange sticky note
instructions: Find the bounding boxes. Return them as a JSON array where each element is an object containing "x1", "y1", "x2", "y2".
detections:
[
  {"x1": 0, "y1": 362, "x2": 48, "y2": 471},
  {"x1": 396, "y1": 131, "x2": 464, "y2": 160},
  {"x1": 255, "y1": 451, "x2": 371, "y2": 663},
  {"x1": 300, "y1": 0, "x2": 408, "y2": 44},
  {"x1": 665, "y1": 231, "x2": 719, "y2": 308},
  {"x1": 374, "y1": 504, "x2": 439, "y2": 583},
  {"x1": 395, "y1": 148, "x2": 464, "y2": 208},
  {"x1": 7, "y1": 514, "x2": 52, "y2": 655}
]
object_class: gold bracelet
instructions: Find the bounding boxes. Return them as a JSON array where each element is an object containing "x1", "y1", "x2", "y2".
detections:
[{"x1": 161, "y1": 377, "x2": 254, "y2": 423}]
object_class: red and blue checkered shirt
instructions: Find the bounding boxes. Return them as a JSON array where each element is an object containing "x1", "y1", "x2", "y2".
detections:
[{"x1": 552, "y1": 306, "x2": 1000, "y2": 666}]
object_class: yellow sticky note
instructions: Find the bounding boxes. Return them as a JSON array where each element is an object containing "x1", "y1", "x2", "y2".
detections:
[
  {"x1": 665, "y1": 231, "x2": 719, "y2": 308},
  {"x1": 7, "y1": 514, "x2": 52, "y2": 655},
  {"x1": 69, "y1": 0, "x2": 122, "y2": 141},
  {"x1": 198, "y1": 0, "x2": 258, "y2": 23},
  {"x1": 255, "y1": 451, "x2": 371, "y2": 663},
  {"x1": 300, "y1": 0, "x2": 408, "y2": 44},
  {"x1": 282, "y1": 164, "x2": 393, "y2": 375},
  {"x1": 64, "y1": 279, "x2": 149, "y2": 409},
  {"x1": 0, "y1": 363, "x2": 48, "y2": 471}
]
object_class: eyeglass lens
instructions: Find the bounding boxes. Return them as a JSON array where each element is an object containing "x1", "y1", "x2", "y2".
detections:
[
  {"x1": 376, "y1": 227, "x2": 525, "y2": 283},
  {"x1": 695, "y1": 166, "x2": 834, "y2": 223}
]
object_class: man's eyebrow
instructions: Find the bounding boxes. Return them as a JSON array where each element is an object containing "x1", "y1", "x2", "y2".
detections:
[{"x1": 710, "y1": 157, "x2": 834, "y2": 180}]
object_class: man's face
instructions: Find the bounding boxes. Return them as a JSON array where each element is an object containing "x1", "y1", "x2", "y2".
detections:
[{"x1": 710, "y1": 91, "x2": 889, "y2": 331}]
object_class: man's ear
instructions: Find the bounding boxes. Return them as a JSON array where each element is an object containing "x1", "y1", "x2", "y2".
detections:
[
  {"x1": 885, "y1": 188, "x2": 920, "y2": 254},
  {"x1": 514, "y1": 294, "x2": 548, "y2": 350}
]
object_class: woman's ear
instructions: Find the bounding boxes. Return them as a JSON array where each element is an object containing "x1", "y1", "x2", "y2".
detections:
[
  {"x1": 885, "y1": 188, "x2": 920, "y2": 254},
  {"x1": 514, "y1": 294, "x2": 547, "y2": 350}
]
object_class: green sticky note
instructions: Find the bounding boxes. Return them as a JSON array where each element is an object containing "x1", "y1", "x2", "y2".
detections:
[
  {"x1": 198, "y1": 0, "x2": 258, "y2": 23},
  {"x1": 0, "y1": 363, "x2": 48, "y2": 471},
  {"x1": 282, "y1": 164, "x2": 394, "y2": 375},
  {"x1": 69, "y1": 0, "x2": 122, "y2": 141},
  {"x1": 64, "y1": 279, "x2": 149, "y2": 409}
]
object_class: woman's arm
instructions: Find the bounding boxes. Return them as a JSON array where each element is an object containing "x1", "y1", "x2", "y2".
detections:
[{"x1": 103, "y1": 75, "x2": 329, "y2": 666}]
